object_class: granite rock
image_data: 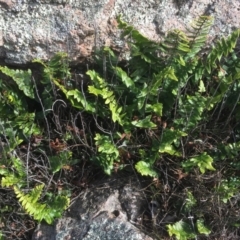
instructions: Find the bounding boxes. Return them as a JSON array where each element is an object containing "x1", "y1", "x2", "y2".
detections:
[
  {"x1": 0, "y1": 0, "x2": 239, "y2": 65},
  {"x1": 32, "y1": 175, "x2": 153, "y2": 240}
]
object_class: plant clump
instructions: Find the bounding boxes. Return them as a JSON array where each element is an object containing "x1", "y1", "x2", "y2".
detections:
[{"x1": 0, "y1": 15, "x2": 240, "y2": 239}]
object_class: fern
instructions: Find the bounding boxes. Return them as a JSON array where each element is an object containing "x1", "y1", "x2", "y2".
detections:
[
  {"x1": 49, "y1": 150, "x2": 74, "y2": 174},
  {"x1": 113, "y1": 66, "x2": 136, "y2": 91},
  {"x1": 0, "y1": 77, "x2": 28, "y2": 117},
  {"x1": 0, "y1": 68, "x2": 41, "y2": 137},
  {"x1": 14, "y1": 184, "x2": 69, "y2": 224},
  {"x1": 159, "y1": 129, "x2": 187, "y2": 156},
  {"x1": 174, "y1": 93, "x2": 208, "y2": 131},
  {"x1": 33, "y1": 52, "x2": 71, "y2": 82},
  {"x1": 94, "y1": 133, "x2": 119, "y2": 175},
  {"x1": 87, "y1": 70, "x2": 124, "y2": 125},
  {"x1": 131, "y1": 115, "x2": 157, "y2": 128},
  {"x1": 186, "y1": 16, "x2": 213, "y2": 57},
  {"x1": 205, "y1": 29, "x2": 240, "y2": 74},
  {"x1": 135, "y1": 149, "x2": 159, "y2": 177},
  {"x1": 0, "y1": 156, "x2": 26, "y2": 188},
  {"x1": 0, "y1": 67, "x2": 34, "y2": 99},
  {"x1": 33, "y1": 52, "x2": 71, "y2": 110},
  {"x1": 53, "y1": 79, "x2": 95, "y2": 113},
  {"x1": 182, "y1": 152, "x2": 215, "y2": 174},
  {"x1": 1, "y1": 172, "x2": 24, "y2": 188},
  {"x1": 135, "y1": 161, "x2": 158, "y2": 177},
  {"x1": 117, "y1": 16, "x2": 164, "y2": 74}
]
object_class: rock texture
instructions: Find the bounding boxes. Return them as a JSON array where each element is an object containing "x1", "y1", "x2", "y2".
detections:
[
  {"x1": 32, "y1": 174, "x2": 154, "y2": 240},
  {"x1": 0, "y1": 0, "x2": 239, "y2": 65}
]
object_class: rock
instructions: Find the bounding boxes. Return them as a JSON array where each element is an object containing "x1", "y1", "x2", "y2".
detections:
[
  {"x1": 32, "y1": 174, "x2": 153, "y2": 240},
  {"x1": 0, "y1": 0, "x2": 239, "y2": 65}
]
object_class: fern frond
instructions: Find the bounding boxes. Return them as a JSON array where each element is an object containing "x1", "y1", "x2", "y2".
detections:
[
  {"x1": 187, "y1": 16, "x2": 213, "y2": 57},
  {"x1": 117, "y1": 16, "x2": 164, "y2": 73},
  {"x1": 174, "y1": 93, "x2": 208, "y2": 131},
  {"x1": 117, "y1": 15, "x2": 152, "y2": 44},
  {"x1": 14, "y1": 184, "x2": 69, "y2": 224},
  {"x1": 0, "y1": 67, "x2": 34, "y2": 99},
  {"x1": 1, "y1": 173, "x2": 23, "y2": 187},
  {"x1": 113, "y1": 67, "x2": 136, "y2": 91},
  {"x1": 53, "y1": 80, "x2": 95, "y2": 113},
  {"x1": 87, "y1": 70, "x2": 124, "y2": 125},
  {"x1": 161, "y1": 30, "x2": 191, "y2": 57},
  {"x1": 94, "y1": 133, "x2": 119, "y2": 175},
  {"x1": 33, "y1": 52, "x2": 71, "y2": 81},
  {"x1": 33, "y1": 52, "x2": 71, "y2": 110},
  {"x1": 11, "y1": 157, "x2": 26, "y2": 178},
  {"x1": 160, "y1": 16, "x2": 213, "y2": 61},
  {"x1": 0, "y1": 157, "x2": 26, "y2": 188},
  {"x1": 205, "y1": 29, "x2": 240, "y2": 73}
]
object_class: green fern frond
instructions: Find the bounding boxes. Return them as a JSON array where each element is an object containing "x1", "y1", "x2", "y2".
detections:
[
  {"x1": 160, "y1": 16, "x2": 213, "y2": 60},
  {"x1": 53, "y1": 79, "x2": 95, "y2": 113},
  {"x1": 175, "y1": 93, "x2": 208, "y2": 131},
  {"x1": 117, "y1": 15, "x2": 152, "y2": 44},
  {"x1": 135, "y1": 161, "x2": 158, "y2": 177},
  {"x1": 205, "y1": 29, "x2": 240, "y2": 73},
  {"x1": 87, "y1": 70, "x2": 124, "y2": 125},
  {"x1": 117, "y1": 16, "x2": 163, "y2": 73},
  {"x1": 113, "y1": 67, "x2": 136, "y2": 91},
  {"x1": 0, "y1": 157, "x2": 26, "y2": 188},
  {"x1": 94, "y1": 133, "x2": 119, "y2": 175},
  {"x1": 0, "y1": 67, "x2": 34, "y2": 99},
  {"x1": 33, "y1": 52, "x2": 71, "y2": 81},
  {"x1": 1, "y1": 173, "x2": 24, "y2": 188},
  {"x1": 14, "y1": 184, "x2": 69, "y2": 224},
  {"x1": 187, "y1": 16, "x2": 213, "y2": 57},
  {"x1": 161, "y1": 30, "x2": 191, "y2": 57},
  {"x1": 33, "y1": 52, "x2": 71, "y2": 110},
  {"x1": 11, "y1": 157, "x2": 26, "y2": 178}
]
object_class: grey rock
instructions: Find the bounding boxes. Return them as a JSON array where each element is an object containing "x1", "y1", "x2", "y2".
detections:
[
  {"x1": 0, "y1": 0, "x2": 239, "y2": 65},
  {"x1": 32, "y1": 175, "x2": 153, "y2": 240}
]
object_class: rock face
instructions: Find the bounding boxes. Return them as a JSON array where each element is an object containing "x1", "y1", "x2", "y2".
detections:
[
  {"x1": 32, "y1": 174, "x2": 154, "y2": 240},
  {"x1": 0, "y1": 0, "x2": 239, "y2": 65}
]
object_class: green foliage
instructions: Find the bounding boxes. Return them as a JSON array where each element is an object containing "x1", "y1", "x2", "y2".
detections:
[
  {"x1": 87, "y1": 70, "x2": 124, "y2": 125},
  {"x1": 33, "y1": 52, "x2": 71, "y2": 110},
  {"x1": 135, "y1": 161, "x2": 158, "y2": 177},
  {"x1": 174, "y1": 93, "x2": 208, "y2": 131},
  {"x1": 14, "y1": 184, "x2": 69, "y2": 224},
  {"x1": 183, "y1": 190, "x2": 197, "y2": 212},
  {"x1": 0, "y1": 66, "x2": 34, "y2": 99},
  {"x1": 167, "y1": 220, "x2": 196, "y2": 240},
  {"x1": 0, "y1": 231, "x2": 4, "y2": 240},
  {"x1": 93, "y1": 133, "x2": 119, "y2": 175},
  {"x1": 196, "y1": 219, "x2": 211, "y2": 235},
  {"x1": 135, "y1": 149, "x2": 159, "y2": 177},
  {"x1": 53, "y1": 79, "x2": 96, "y2": 113},
  {"x1": 0, "y1": 66, "x2": 41, "y2": 137},
  {"x1": 0, "y1": 134, "x2": 26, "y2": 188},
  {"x1": 167, "y1": 219, "x2": 210, "y2": 239},
  {"x1": 0, "y1": 157, "x2": 26, "y2": 188},
  {"x1": 205, "y1": 29, "x2": 240, "y2": 74},
  {"x1": 73, "y1": 16, "x2": 239, "y2": 176},
  {"x1": 49, "y1": 150, "x2": 74, "y2": 174},
  {"x1": 1, "y1": 13, "x2": 240, "y2": 238},
  {"x1": 159, "y1": 129, "x2": 187, "y2": 156},
  {"x1": 131, "y1": 115, "x2": 157, "y2": 128},
  {"x1": 0, "y1": 67, "x2": 30, "y2": 117},
  {"x1": 182, "y1": 152, "x2": 215, "y2": 173},
  {"x1": 217, "y1": 178, "x2": 240, "y2": 203},
  {"x1": 215, "y1": 141, "x2": 240, "y2": 161},
  {"x1": 168, "y1": 191, "x2": 211, "y2": 239}
]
